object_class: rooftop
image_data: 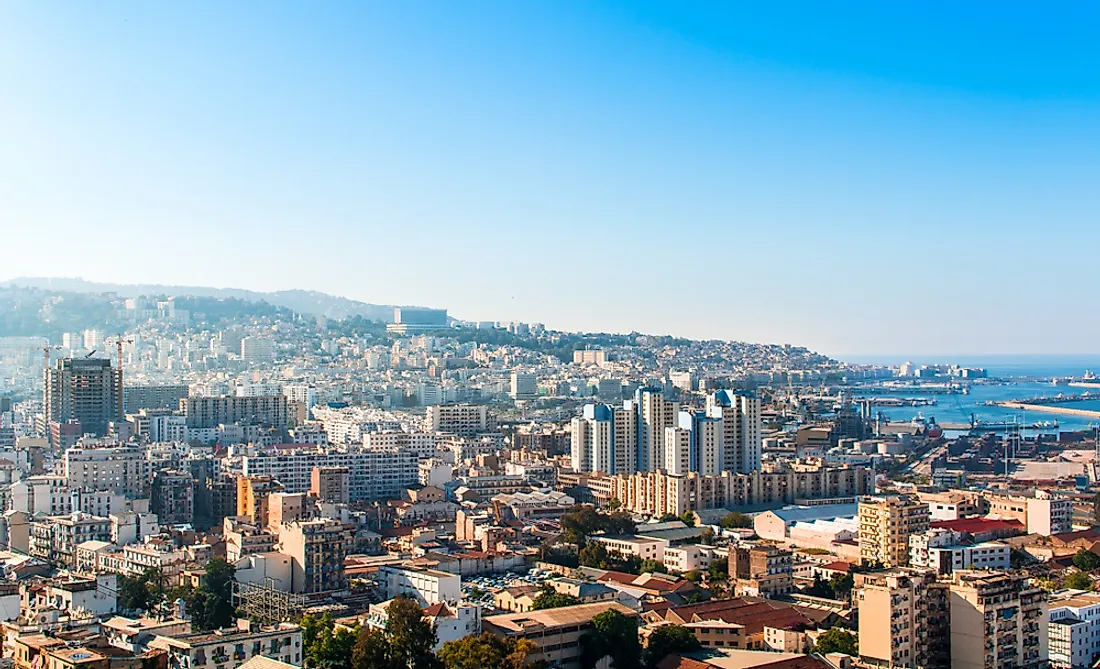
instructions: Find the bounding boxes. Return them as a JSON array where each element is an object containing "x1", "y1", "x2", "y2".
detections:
[{"x1": 483, "y1": 601, "x2": 634, "y2": 633}]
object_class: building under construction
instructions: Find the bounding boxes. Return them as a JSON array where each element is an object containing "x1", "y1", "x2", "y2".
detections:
[{"x1": 44, "y1": 357, "x2": 121, "y2": 441}]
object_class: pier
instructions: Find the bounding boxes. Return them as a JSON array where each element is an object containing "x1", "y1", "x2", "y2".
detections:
[{"x1": 990, "y1": 401, "x2": 1100, "y2": 420}]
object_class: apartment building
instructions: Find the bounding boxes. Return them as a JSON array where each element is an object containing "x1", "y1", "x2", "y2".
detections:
[
  {"x1": 30, "y1": 513, "x2": 112, "y2": 565},
  {"x1": 64, "y1": 446, "x2": 151, "y2": 497},
  {"x1": 242, "y1": 448, "x2": 419, "y2": 502},
  {"x1": 425, "y1": 404, "x2": 491, "y2": 437},
  {"x1": 362, "y1": 431, "x2": 437, "y2": 460},
  {"x1": 377, "y1": 565, "x2": 461, "y2": 605},
  {"x1": 590, "y1": 536, "x2": 668, "y2": 562},
  {"x1": 591, "y1": 465, "x2": 874, "y2": 517},
  {"x1": 122, "y1": 384, "x2": 189, "y2": 413},
  {"x1": 948, "y1": 571, "x2": 1048, "y2": 669},
  {"x1": 44, "y1": 358, "x2": 121, "y2": 439},
  {"x1": 1048, "y1": 591, "x2": 1100, "y2": 669},
  {"x1": 224, "y1": 517, "x2": 276, "y2": 563},
  {"x1": 237, "y1": 476, "x2": 285, "y2": 527},
  {"x1": 730, "y1": 545, "x2": 793, "y2": 598},
  {"x1": 180, "y1": 395, "x2": 288, "y2": 429},
  {"x1": 151, "y1": 470, "x2": 194, "y2": 526},
  {"x1": 859, "y1": 494, "x2": 931, "y2": 567},
  {"x1": 278, "y1": 519, "x2": 352, "y2": 594},
  {"x1": 149, "y1": 621, "x2": 303, "y2": 669},
  {"x1": 482, "y1": 602, "x2": 638, "y2": 669},
  {"x1": 908, "y1": 529, "x2": 1010, "y2": 575},
  {"x1": 309, "y1": 467, "x2": 349, "y2": 504},
  {"x1": 918, "y1": 490, "x2": 984, "y2": 521},
  {"x1": 983, "y1": 489, "x2": 1073, "y2": 536},
  {"x1": 856, "y1": 568, "x2": 949, "y2": 669}
]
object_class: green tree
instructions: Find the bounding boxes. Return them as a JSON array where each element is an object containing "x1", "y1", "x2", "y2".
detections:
[
  {"x1": 353, "y1": 628, "x2": 396, "y2": 669},
  {"x1": 640, "y1": 560, "x2": 667, "y2": 575},
  {"x1": 118, "y1": 574, "x2": 152, "y2": 612},
  {"x1": 698, "y1": 528, "x2": 715, "y2": 546},
  {"x1": 532, "y1": 585, "x2": 581, "y2": 610},
  {"x1": 439, "y1": 634, "x2": 540, "y2": 669},
  {"x1": 606, "y1": 498, "x2": 622, "y2": 512},
  {"x1": 719, "y1": 512, "x2": 753, "y2": 529},
  {"x1": 707, "y1": 560, "x2": 728, "y2": 583},
  {"x1": 580, "y1": 610, "x2": 640, "y2": 669},
  {"x1": 561, "y1": 506, "x2": 604, "y2": 545},
  {"x1": 829, "y1": 573, "x2": 855, "y2": 600},
  {"x1": 805, "y1": 575, "x2": 832, "y2": 599},
  {"x1": 604, "y1": 511, "x2": 637, "y2": 536},
  {"x1": 1073, "y1": 550, "x2": 1100, "y2": 572},
  {"x1": 643, "y1": 625, "x2": 700, "y2": 669},
  {"x1": 303, "y1": 614, "x2": 357, "y2": 669},
  {"x1": 812, "y1": 629, "x2": 858, "y2": 656},
  {"x1": 579, "y1": 542, "x2": 611, "y2": 569},
  {"x1": 682, "y1": 571, "x2": 701, "y2": 583},
  {"x1": 678, "y1": 512, "x2": 696, "y2": 528},
  {"x1": 1066, "y1": 571, "x2": 1094, "y2": 591},
  {"x1": 387, "y1": 596, "x2": 442, "y2": 669},
  {"x1": 658, "y1": 513, "x2": 679, "y2": 523}
]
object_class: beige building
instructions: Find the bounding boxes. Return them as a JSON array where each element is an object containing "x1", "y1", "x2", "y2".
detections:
[
  {"x1": 729, "y1": 545, "x2": 793, "y2": 598},
  {"x1": 591, "y1": 464, "x2": 874, "y2": 517},
  {"x1": 277, "y1": 519, "x2": 352, "y2": 594},
  {"x1": 309, "y1": 467, "x2": 349, "y2": 504},
  {"x1": 149, "y1": 620, "x2": 303, "y2": 669},
  {"x1": 237, "y1": 476, "x2": 284, "y2": 527},
  {"x1": 482, "y1": 602, "x2": 637, "y2": 669},
  {"x1": 859, "y1": 494, "x2": 930, "y2": 567},
  {"x1": 856, "y1": 568, "x2": 949, "y2": 668},
  {"x1": 947, "y1": 570, "x2": 1048, "y2": 669},
  {"x1": 983, "y1": 489, "x2": 1073, "y2": 536},
  {"x1": 267, "y1": 493, "x2": 307, "y2": 529}
]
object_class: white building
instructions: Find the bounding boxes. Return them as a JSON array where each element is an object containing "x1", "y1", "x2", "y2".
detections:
[
  {"x1": 908, "y1": 529, "x2": 1010, "y2": 575},
  {"x1": 662, "y1": 545, "x2": 719, "y2": 573},
  {"x1": 510, "y1": 372, "x2": 537, "y2": 401},
  {"x1": 377, "y1": 565, "x2": 461, "y2": 605},
  {"x1": 240, "y1": 337, "x2": 276, "y2": 364},
  {"x1": 591, "y1": 536, "x2": 668, "y2": 562},
  {"x1": 1049, "y1": 591, "x2": 1100, "y2": 669}
]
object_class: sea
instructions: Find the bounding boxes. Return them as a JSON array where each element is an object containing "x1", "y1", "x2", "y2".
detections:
[{"x1": 842, "y1": 355, "x2": 1100, "y2": 434}]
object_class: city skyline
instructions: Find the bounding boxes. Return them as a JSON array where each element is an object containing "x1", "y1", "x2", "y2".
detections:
[{"x1": 4, "y1": 3, "x2": 1099, "y2": 355}]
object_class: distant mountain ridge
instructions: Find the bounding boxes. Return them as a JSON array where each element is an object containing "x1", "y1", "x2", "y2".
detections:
[{"x1": 0, "y1": 277, "x2": 399, "y2": 322}]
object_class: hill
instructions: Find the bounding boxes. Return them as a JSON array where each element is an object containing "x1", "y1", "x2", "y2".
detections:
[{"x1": 0, "y1": 277, "x2": 397, "y2": 321}]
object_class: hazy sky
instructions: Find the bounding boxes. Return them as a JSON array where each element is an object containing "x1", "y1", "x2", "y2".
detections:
[{"x1": 2, "y1": 3, "x2": 1099, "y2": 357}]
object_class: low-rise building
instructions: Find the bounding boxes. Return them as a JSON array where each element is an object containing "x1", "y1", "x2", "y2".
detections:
[
  {"x1": 482, "y1": 602, "x2": 637, "y2": 669},
  {"x1": 149, "y1": 620, "x2": 304, "y2": 669}
]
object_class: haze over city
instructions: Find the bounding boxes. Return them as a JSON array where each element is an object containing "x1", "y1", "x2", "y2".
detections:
[{"x1": 3, "y1": 3, "x2": 1099, "y2": 355}]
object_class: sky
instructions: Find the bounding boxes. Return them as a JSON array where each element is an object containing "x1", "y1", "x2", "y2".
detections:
[{"x1": 2, "y1": 2, "x2": 1099, "y2": 358}]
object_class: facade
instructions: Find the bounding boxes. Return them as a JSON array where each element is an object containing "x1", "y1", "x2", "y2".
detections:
[
  {"x1": 377, "y1": 565, "x2": 461, "y2": 605},
  {"x1": 948, "y1": 571, "x2": 1048, "y2": 669},
  {"x1": 237, "y1": 476, "x2": 285, "y2": 527},
  {"x1": 278, "y1": 519, "x2": 352, "y2": 594},
  {"x1": 705, "y1": 389, "x2": 762, "y2": 474},
  {"x1": 122, "y1": 384, "x2": 189, "y2": 413},
  {"x1": 64, "y1": 446, "x2": 151, "y2": 497},
  {"x1": 1048, "y1": 591, "x2": 1100, "y2": 669},
  {"x1": 149, "y1": 621, "x2": 303, "y2": 669},
  {"x1": 240, "y1": 337, "x2": 276, "y2": 364},
  {"x1": 180, "y1": 396, "x2": 288, "y2": 429},
  {"x1": 591, "y1": 465, "x2": 874, "y2": 517},
  {"x1": 730, "y1": 545, "x2": 793, "y2": 597},
  {"x1": 425, "y1": 404, "x2": 490, "y2": 437},
  {"x1": 242, "y1": 449, "x2": 418, "y2": 502},
  {"x1": 856, "y1": 568, "x2": 949, "y2": 669},
  {"x1": 591, "y1": 536, "x2": 668, "y2": 562},
  {"x1": 908, "y1": 529, "x2": 1010, "y2": 575},
  {"x1": 859, "y1": 495, "x2": 931, "y2": 567},
  {"x1": 151, "y1": 470, "x2": 194, "y2": 526},
  {"x1": 44, "y1": 358, "x2": 121, "y2": 439},
  {"x1": 982, "y1": 489, "x2": 1074, "y2": 536},
  {"x1": 509, "y1": 372, "x2": 537, "y2": 400},
  {"x1": 309, "y1": 467, "x2": 349, "y2": 504}
]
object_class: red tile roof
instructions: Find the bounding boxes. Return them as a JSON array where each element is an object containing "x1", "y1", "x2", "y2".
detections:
[{"x1": 930, "y1": 517, "x2": 1024, "y2": 534}]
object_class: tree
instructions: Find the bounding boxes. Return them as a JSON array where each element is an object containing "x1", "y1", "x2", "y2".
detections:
[
  {"x1": 699, "y1": 528, "x2": 715, "y2": 546},
  {"x1": 1066, "y1": 571, "x2": 1093, "y2": 591},
  {"x1": 187, "y1": 558, "x2": 237, "y2": 631},
  {"x1": 805, "y1": 575, "x2": 832, "y2": 599},
  {"x1": 678, "y1": 512, "x2": 696, "y2": 528},
  {"x1": 643, "y1": 625, "x2": 700, "y2": 669},
  {"x1": 812, "y1": 629, "x2": 858, "y2": 656},
  {"x1": 561, "y1": 506, "x2": 604, "y2": 545},
  {"x1": 439, "y1": 634, "x2": 540, "y2": 669},
  {"x1": 353, "y1": 628, "x2": 396, "y2": 669},
  {"x1": 640, "y1": 560, "x2": 667, "y2": 575},
  {"x1": 683, "y1": 570, "x2": 701, "y2": 583},
  {"x1": 658, "y1": 513, "x2": 679, "y2": 523},
  {"x1": 579, "y1": 542, "x2": 611, "y2": 569},
  {"x1": 606, "y1": 498, "x2": 622, "y2": 512},
  {"x1": 386, "y1": 596, "x2": 442, "y2": 669},
  {"x1": 303, "y1": 614, "x2": 357, "y2": 669},
  {"x1": 707, "y1": 560, "x2": 728, "y2": 583},
  {"x1": 204, "y1": 558, "x2": 236, "y2": 601},
  {"x1": 580, "y1": 610, "x2": 640, "y2": 669},
  {"x1": 719, "y1": 512, "x2": 753, "y2": 529},
  {"x1": 118, "y1": 574, "x2": 152, "y2": 612},
  {"x1": 532, "y1": 585, "x2": 581, "y2": 610},
  {"x1": 1073, "y1": 550, "x2": 1100, "y2": 572},
  {"x1": 829, "y1": 573, "x2": 855, "y2": 600},
  {"x1": 604, "y1": 511, "x2": 637, "y2": 536}
]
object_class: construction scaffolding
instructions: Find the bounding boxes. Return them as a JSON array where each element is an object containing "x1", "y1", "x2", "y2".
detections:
[{"x1": 233, "y1": 578, "x2": 311, "y2": 624}]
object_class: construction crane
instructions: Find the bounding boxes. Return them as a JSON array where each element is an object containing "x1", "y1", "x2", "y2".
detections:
[{"x1": 108, "y1": 334, "x2": 134, "y2": 422}]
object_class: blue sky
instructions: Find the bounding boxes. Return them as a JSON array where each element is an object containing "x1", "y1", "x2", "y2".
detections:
[{"x1": 2, "y1": 2, "x2": 1099, "y2": 357}]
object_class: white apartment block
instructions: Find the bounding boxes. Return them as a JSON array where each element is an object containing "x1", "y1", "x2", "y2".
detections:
[
  {"x1": 363, "y1": 431, "x2": 437, "y2": 460},
  {"x1": 1049, "y1": 591, "x2": 1100, "y2": 669},
  {"x1": 591, "y1": 535, "x2": 668, "y2": 562},
  {"x1": 242, "y1": 448, "x2": 419, "y2": 501},
  {"x1": 663, "y1": 427, "x2": 691, "y2": 476},
  {"x1": 64, "y1": 446, "x2": 151, "y2": 497},
  {"x1": 378, "y1": 565, "x2": 461, "y2": 605},
  {"x1": 662, "y1": 545, "x2": 719, "y2": 573},
  {"x1": 909, "y1": 529, "x2": 1010, "y2": 575},
  {"x1": 425, "y1": 404, "x2": 491, "y2": 437}
]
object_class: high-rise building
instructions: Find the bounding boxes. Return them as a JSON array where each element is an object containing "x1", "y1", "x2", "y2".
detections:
[
  {"x1": 123, "y1": 384, "x2": 190, "y2": 413},
  {"x1": 509, "y1": 371, "x2": 538, "y2": 400},
  {"x1": 240, "y1": 336, "x2": 275, "y2": 364},
  {"x1": 45, "y1": 358, "x2": 121, "y2": 439},
  {"x1": 948, "y1": 571, "x2": 1048, "y2": 669},
  {"x1": 706, "y1": 389, "x2": 762, "y2": 474},
  {"x1": 425, "y1": 403, "x2": 491, "y2": 437},
  {"x1": 1048, "y1": 591, "x2": 1100, "y2": 669},
  {"x1": 387, "y1": 307, "x2": 450, "y2": 334},
  {"x1": 310, "y1": 466, "x2": 350, "y2": 504},
  {"x1": 859, "y1": 494, "x2": 931, "y2": 567},
  {"x1": 662, "y1": 426, "x2": 691, "y2": 475},
  {"x1": 679, "y1": 410, "x2": 723, "y2": 476},
  {"x1": 64, "y1": 445, "x2": 151, "y2": 497},
  {"x1": 151, "y1": 470, "x2": 195, "y2": 525},
  {"x1": 856, "y1": 568, "x2": 950, "y2": 669},
  {"x1": 570, "y1": 404, "x2": 636, "y2": 475},
  {"x1": 278, "y1": 519, "x2": 353, "y2": 594},
  {"x1": 635, "y1": 387, "x2": 678, "y2": 473}
]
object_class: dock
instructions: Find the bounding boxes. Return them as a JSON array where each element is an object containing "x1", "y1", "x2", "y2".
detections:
[{"x1": 990, "y1": 401, "x2": 1100, "y2": 420}]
